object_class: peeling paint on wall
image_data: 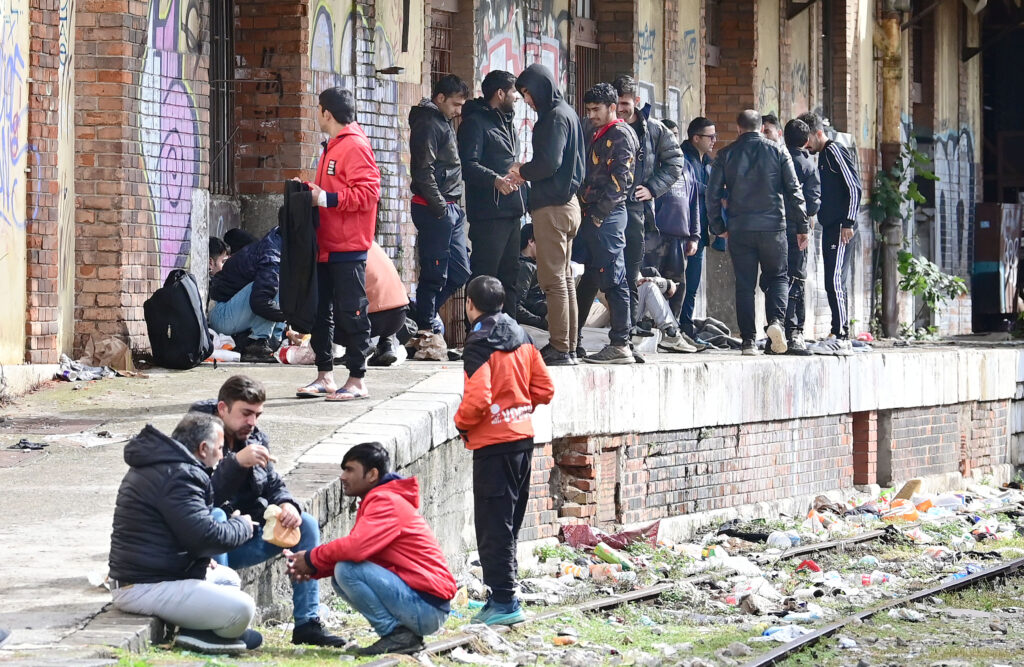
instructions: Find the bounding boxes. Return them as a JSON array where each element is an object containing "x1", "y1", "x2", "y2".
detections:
[{"x1": 57, "y1": 0, "x2": 75, "y2": 354}]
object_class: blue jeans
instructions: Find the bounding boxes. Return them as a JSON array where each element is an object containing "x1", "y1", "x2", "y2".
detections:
[
  {"x1": 680, "y1": 237, "x2": 705, "y2": 337},
  {"x1": 331, "y1": 561, "x2": 449, "y2": 638},
  {"x1": 412, "y1": 202, "x2": 470, "y2": 329},
  {"x1": 211, "y1": 508, "x2": 320, "y2": 624},
  {"x1": 209, "y1": 282, "x2": 285, "y2": 341},
  {"x1": 576, "y1": 205, "x2": 630, "y2": 345}
]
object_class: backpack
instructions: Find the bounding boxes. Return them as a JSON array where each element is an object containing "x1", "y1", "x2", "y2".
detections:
[{"x1": 144, "y1": 270, "x2": 214, "y2": 369}]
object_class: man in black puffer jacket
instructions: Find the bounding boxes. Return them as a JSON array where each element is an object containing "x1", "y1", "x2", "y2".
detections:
[
  {"x1": 209, "y1": 226, "x2": 286, "y2": 363},
  {"x1": 410, "y1": 74, "x2": 471, "y2": 333},
  {"x1": 707, "y1": 110, "x2": 808, "y2": 356},
  {"x1": 108, "y1": 413, "x2": 259, "y2": 654},
  {"x1": 458, "y1": 70, "x2": 527, "y2": 318}
]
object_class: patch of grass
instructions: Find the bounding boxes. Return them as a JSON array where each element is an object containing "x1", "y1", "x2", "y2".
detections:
[
  {"x1": 942, "y1": 581, "x2": 1024, "y2": 611},
  {"x1": 779, "y1": 644, "x2": 839, "y2": 667},
  {"x1": 533, "y1": 543, "x2": 582, "y2": 563}
]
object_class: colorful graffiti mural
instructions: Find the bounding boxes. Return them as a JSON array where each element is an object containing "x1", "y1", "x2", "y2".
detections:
[
  {"x1": 140, "y1": 0, "x2": 202, "y2": 278},
  {"x1": 57, "y1": 0, "x2": 75, "y2": 353},
  {"x1": 310, "y1": 0, "x2": 356, "y2": 94},
  {"x1": 933, "y1": 127, "x2": 976, "y2": 277},
  {"x1": 0, "y1": 0, "x2": 28, "y2": 362}
]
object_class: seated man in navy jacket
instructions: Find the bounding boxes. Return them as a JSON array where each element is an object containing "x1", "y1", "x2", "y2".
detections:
[{"x1": 208, "y1": 226, "x2": 286, "y2": 363}]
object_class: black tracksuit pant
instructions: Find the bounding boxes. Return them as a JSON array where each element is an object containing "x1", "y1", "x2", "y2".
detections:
[
  {"x1": 469, "y1": 216, "x2": 521, "y2": 318},
  {"x1": 311, "y1": 261, "x2": 372, "y2": 377},
  {"x1": 760, "y1": 233, "x2": 808, "y2": 336},
  {"x1": 729, "y1": 230, "x2": 789, "y2": 341},
  {"x1": 473, "y1": 439, "x2": 533, "y2": 604},
  {"x1": 821, "y1": 224, "x2": 850, "y2": 338},
  {"x1": 624, "y1": 202, "x2": 646, "y2": 327}
]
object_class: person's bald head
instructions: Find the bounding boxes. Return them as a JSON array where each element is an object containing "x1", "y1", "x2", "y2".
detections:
[{"x1": 736, "y1": 110, "x2": 761, "y2": 133}]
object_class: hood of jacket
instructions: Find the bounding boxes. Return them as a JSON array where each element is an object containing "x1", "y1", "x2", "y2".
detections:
[
  {"x1": 461, "y1": 97, "x2": 513, "y2": 123},
  {"x1": 367, "y1": 474, "x2": 420, "y2": 510},
  {"x1": 466, "y1": 312, "x2": 530, "y2": 353},
  {"x1": 515, "y1": 64, "x2": 561, "y2": 115},
  {"x1": 409, "y1": 99, "x2": 447, "y2": 126},
  {"x1": 124, "y1": 424, "x2": 204, "y2": 470}
]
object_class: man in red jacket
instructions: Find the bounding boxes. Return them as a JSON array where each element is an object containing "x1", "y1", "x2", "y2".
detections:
[
  {"x1": 285, "y1": 443, "x2": 456, "y2": 656},
  {"x1": 296, "y1": 87, "x2": 381, "y2": 401},
  {"x1": 455, "y1": 276, "x2": 555, "y2": 625}
]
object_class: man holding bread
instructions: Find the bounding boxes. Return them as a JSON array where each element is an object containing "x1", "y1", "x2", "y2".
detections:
[{"x1": 191, "y1": 375, "x2": 347, "y2": 648}]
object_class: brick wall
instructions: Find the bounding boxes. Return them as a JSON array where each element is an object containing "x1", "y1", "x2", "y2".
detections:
[
  {"x1": 852, "y1": 410, "x2": 878, "y2": 485},
  {"x1": 518, "y1": 442, "x2": 560, "y2": 543},
  {"x1": 703, "y1": 0, "x2": 755, "y2": 145},
  {"x1": 595, "y1": 0, "x2": 636, "y2": 83},
  {"x1": 887, "y1": 405, "x2": 961, "y2": 481},
  {"x1": 967, "y1": 400, "x2": 1010, "y2": 475}
]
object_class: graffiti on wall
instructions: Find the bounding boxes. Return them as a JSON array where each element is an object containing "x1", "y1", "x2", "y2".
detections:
[
  {"x1": 477, "y1": 0, "x2": 569, "y2": 162},
  {"x1": 757, "y1": 67, "x2": 779, "y2": 116},
  {"x1": 310, "y1": 0, "x2": 357, "y2": 95},
  {"x1": 933, "y1": 127, "x2": 976, "y2": 277},
  {"x1": 140, "y1": 0, "x2": 202, "y2": 278},
  {"x1": 57, "y1": 0, "x2": 75, "y2": 352},
  {"x1": 637, "y1": 22, "x2": 656, "y2": 64}
]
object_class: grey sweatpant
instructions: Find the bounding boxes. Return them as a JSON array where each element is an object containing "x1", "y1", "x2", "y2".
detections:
[{"x1": 111, "y1": 565, "x2": 254, "y2": 638}]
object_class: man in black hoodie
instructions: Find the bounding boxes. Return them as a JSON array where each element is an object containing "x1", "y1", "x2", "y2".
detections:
[
  {"x1": 509, "y1": 64, "x2": 585, "y2": 366},
  {"x1": 410, "y1": 74, "x2": 470, "y2": 333},
  {"x1": 780, "y1": 118, "x2": 821, "y2": 353},
  {"x1": 458, "y1": 70, "x2": 527, "y2": 318},
  {"x1": 108, "y1": 413, "x2": 260, "y2": 654}
]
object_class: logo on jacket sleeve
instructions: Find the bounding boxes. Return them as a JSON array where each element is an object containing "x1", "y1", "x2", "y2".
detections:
[{"x1": 327, "y1": 160, "x2": 337, "y2": 176}]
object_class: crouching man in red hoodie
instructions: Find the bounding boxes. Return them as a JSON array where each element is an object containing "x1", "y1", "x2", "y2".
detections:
[{"x1": 284, "y1": 443, "x2": 456, "y2": 655}]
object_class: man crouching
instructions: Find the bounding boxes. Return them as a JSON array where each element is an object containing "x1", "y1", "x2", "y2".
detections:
[{"x1": 285, "y1": 443, "x2": 456, "y2": 655}]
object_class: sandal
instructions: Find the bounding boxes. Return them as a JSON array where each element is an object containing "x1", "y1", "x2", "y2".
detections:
[
  {"x1": 324, "y1": 387, "x2": 369, "y2": 402},
  {"x1": 296, "y1": 380, "x2": 335, "y2": 398}
]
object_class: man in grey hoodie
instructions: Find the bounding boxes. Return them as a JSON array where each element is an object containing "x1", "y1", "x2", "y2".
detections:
[
  {"x1": 509, "y1": 64, "x2": 585, "y2": 366},
  {"x1": 409, "y1": 74, "x2": 470, "y2": 333}
]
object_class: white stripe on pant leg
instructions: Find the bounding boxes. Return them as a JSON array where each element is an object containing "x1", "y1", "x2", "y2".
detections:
[{"x1": 833, "y1": 240, "x2": 847, "y2": 334}]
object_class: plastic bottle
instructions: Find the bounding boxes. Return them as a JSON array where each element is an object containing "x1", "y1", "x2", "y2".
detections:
[
  {"x1": 594, "y1": 543, "x2": 633, "y2": 570},
  {"x1": 560, "y1": 562, "x2": 586, "y2": 579},
  {"x1": 857, "y1": 555, "x2": 880, "y2": 568},
  {"x1": 859, "y1": 570, "x2": 893, "y2": 586},
  {"x1": 946, "y1": 563, "x2": 984, "y2": 581},
  {"x1": 589, "y1": 562, "x2": 622, "y2": 582},
  {"x1": 767, "y1": 531, "x2": 792, "y2": 549}
]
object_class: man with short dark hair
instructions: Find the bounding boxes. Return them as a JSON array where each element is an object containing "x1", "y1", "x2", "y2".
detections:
[
  {"x1": 577, "y1": 83, "x2": 639, "y2": 365},
  {"x1": 509, "y1": 64, "x2": 585, "y2": 367},
  {"x1": 458, "y1": 70, "x2": 526, "y2": 318},
  {"x1": 209, "y1": 237, "x2": 229, "y2": 276},
  {"x1": 780, "y1": 118, "x2": 821, "y2": 353},
  {"x1": 609, "y1": 75, "x2": 684, "y2": 345},
  {"x1": 707, "y1": 110, "x2": 808, "y2": 355},
  {"x1": 192, "y1": 375, "x2": 347, "y2": 647},
  {"x1": 285, "y1": 443, "x2": 457, "y2": 656},
  {"x1": 457, "y1": 275, "x2": 554, "y2": 625},
  {"x1": 761, "y1": 113, "x2": 783, "y2": 144},
  {"x1": 798, "y1": 111, "x2": 862, "y2": 342},
  {"x1": 680, "y1": 116, "x2": 717, "y2": 338},
  {"x1": 296, "y1": 86, "x2": 380, "y2": 401},
  {"x1": 410, "y1": 74, "x2": 471, "y2": 334},
  {"x1": 515, "y1": 223, "x2": 548, "y2": 330},
  {"x1": 108, "y1": 413, "x2": 260, "y2": 654}
]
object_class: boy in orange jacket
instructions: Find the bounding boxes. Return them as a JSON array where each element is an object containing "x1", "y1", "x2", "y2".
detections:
[{"x1": 455, "y1": 275, "x2": 554, "y2": 625}]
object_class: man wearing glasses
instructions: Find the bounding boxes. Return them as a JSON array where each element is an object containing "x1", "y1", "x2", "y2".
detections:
[{"x1": 679, "y1": 117, "x2": 717, "y2": 338}]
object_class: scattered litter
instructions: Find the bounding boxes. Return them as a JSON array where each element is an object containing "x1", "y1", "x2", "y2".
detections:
[
  {"x1": 8, "y1": 438, "x2": 48, "y2": 450},
  {"x1": 887, "y1": 608, "x2": 924, "y2": 622},
  {"x1": 837, "y1": 636, "x2": 857, "y2": 649},
  {"x1": 562, "y1": 521, "x2": 660, "y2": 550},
  {"x1": 763, "y1": 625, "x2": 811, "y2": 642}
]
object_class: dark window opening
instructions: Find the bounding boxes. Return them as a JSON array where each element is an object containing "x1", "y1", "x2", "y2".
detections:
[
  {"x1": 210, "y1": 0, "x2": 235, "y2": 195},
  {"x1": 430, "y1": 10, "x2": 453, "y2": 85}
]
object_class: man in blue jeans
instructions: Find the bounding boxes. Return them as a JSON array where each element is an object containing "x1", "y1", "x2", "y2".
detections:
[
  {"x1": 194, "y1": 375, "x2": 347, "y2": 647},
  {"x1": 208, "y1": 226, "x2": 286, "y2": 362},
  {"x1": 680, "y1": 116, "x2": 717, "y2": 337},
  {"x1": 409, "y1": 74, "x2": 471, "y2": 333},
  {"x1": 285, "y1": 443, "x2": 457, "y2": 656}
]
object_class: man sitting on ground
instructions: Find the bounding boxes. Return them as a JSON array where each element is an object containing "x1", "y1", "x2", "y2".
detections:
[
  {"x1": 285, "y1": 443, "x2": 457, "y2": 656},
  {"x1": 191, "y1": 375, "x2": 347, "y2": 647},
  {"x1": 366, "y1": 241, "x2": 412, "y2": 367},
  {"x1": 637, "y1": 269, "x2": 700, "y2": 353},
  {"x1": 515, "y1": 223, "x2": 548, "y2": 330},
  {"x1": 208, "y1": 226, "x2": 286, "y2": 363},
  {"x1": 108, "y1": 413, "x2": 261, "y2": 654}
]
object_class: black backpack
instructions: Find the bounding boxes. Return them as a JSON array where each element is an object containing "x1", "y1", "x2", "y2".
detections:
[{"x1": 144, "y1": 270, "x2": 214, "y2": 369}]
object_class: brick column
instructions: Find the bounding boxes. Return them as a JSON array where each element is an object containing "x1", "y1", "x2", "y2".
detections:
[
  {"x1": 852, "y1": 410, "x2": 878, "y2": 485},
  {"x1": 704, "y1": 0, "x2": 755, "y2": 145},
  {"x1": 595, "y1": 0, "x2": 635, "y2": 82}
]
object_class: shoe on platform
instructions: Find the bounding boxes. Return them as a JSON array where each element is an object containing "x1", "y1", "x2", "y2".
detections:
[
  {"x1": 658, "y1": 333, "x2": 697, "y2": 353},
  {"x1": 351, "y1": 626, "x2": 424, "y2": 656},
  {"x1": 583, "y1": 343, "x2": 634, "y2": 365},
  {"x1": 766, "y1": 321, "x2": 788, "y2": 355},
  {"x1": 741, "y1": 339, "x2": 760, "y2": 356},
  {"x1": 786, "y1": 333, "x2": 812, "y2": 356},
  {"x1": 368, "y1": 338, "x2": 399, "y2": 367},
  {"x1": 471, "y1": 598, "x2": 527, "y2": 626},
  {"x1": 174, "y1": 629, "x2": 247, "y2": 654},
  {"x1": 540, "y1": 344, "x2": 574, "y2": 366},
  {"x1": 292, "y1": 617, "x2": 348, "y2": 647},
  {"x1": 240, "y1": 339, "x2": 276, "y2": 364}
]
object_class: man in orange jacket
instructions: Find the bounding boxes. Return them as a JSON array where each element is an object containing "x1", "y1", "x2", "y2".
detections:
[
  {"x1": 296, "y1": 87, "x2": 381, "y2": 401},
  {"x1": 285, "y1": 442, "x2": 456, "y2": 655},
  {"x1": 455, "y1": 276, "x2": 554, "y2": 625}
]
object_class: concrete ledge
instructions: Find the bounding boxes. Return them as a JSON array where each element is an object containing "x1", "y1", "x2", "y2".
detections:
[{"x1": 0, "y1": 364, "x2": 59, "y2": 401}]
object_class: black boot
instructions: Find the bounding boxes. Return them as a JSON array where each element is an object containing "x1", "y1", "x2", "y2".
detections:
[
  {"x1": 240, "y1": 338, "x2": 276, "y2": 364},
  {"x1": 292, "y1": 618, "x2": 348, "y2": 647},
  {"x1": 351, "y1": 626, "x2": 425, "y2": 656},
  {"x1": 368, "y1": 337, "x2": 399, "y2": 367}
]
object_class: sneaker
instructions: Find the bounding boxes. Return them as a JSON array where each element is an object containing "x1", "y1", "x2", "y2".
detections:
[
  {"x1": 429, "y1": 315, "x2": 445, "y2": 336},
  {"x1": 786, "y1": 333, "x2": 812, "y2": 356},
  {"x1": 240, "y1": 339, "x2": 276, "y2": 364},
  {"x1": 826, "y1": 335, "x2": 854, "y2": 356},
  {"x1": 292, "y1": 617, "x2": 348, "y2": 647},
  {"x1": 174, "y1": 629, "x2": 247, "y2": 655},
  {"x1": 540, "y1": 344, "x2": 574, "y2": 366},
  {"x1": 741, "y1": 339, "x2": 760, "y2": 356},
  {"x1": 575, "y1": 344, "x2": 588, "y2": 360},
  {"x1": 766, "y1": 321, "x2": 788, "y2": 354},
  {"x1": 582, "y1": 343, "x2": 634, "y2": 365},
  {"x1": 351, "y1": 626, "x2": 425, "y2": 656},
  {"x1": 368, "y1": 338, "x2": 398, "y2": 367},
  {"x1": 634, "y1": 318, "x2": 655, "y2": 337},
  {"x1": 658, "y1": 333, "x2": 698, "y2": 353},
  {"x1": 679, "y1": 331, "x2": 708, "y2": 352},
  {"x1": 471, "y1": 598, "x2": 527, "y2": 626}
]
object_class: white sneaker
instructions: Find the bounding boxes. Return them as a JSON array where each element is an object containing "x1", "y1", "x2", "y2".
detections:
[
  {"x1": 766, "y1": 321, "x2": 788, "y2": 354},
  {"x1": 658, "y1": 334, "x2": 698, "y2": 353}
]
